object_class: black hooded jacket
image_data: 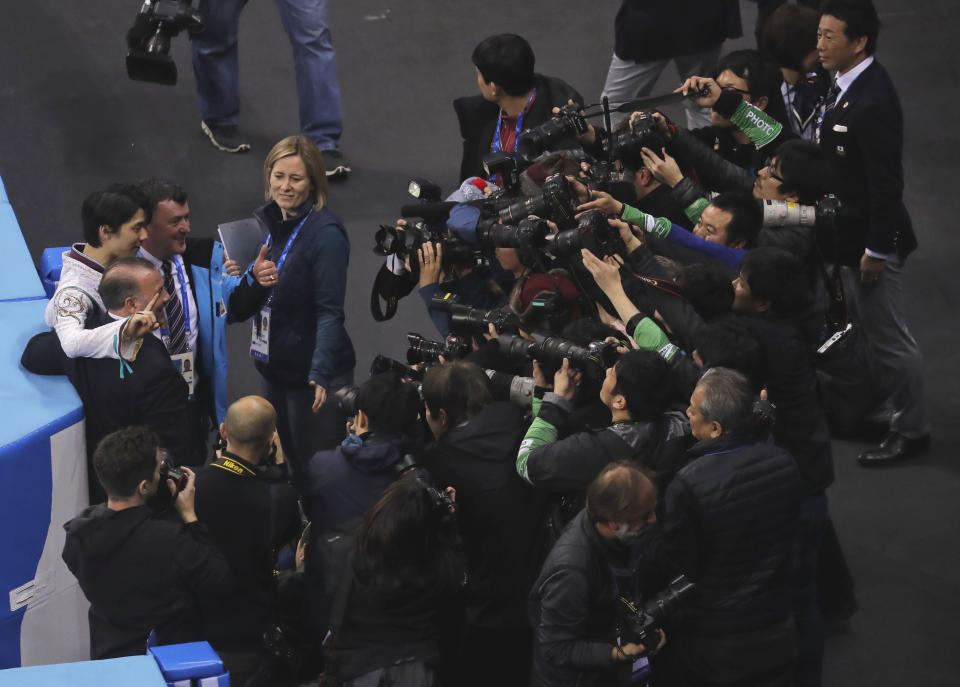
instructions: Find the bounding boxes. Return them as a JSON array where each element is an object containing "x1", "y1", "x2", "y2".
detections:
[
  {"x1": 420, "y1": 401, "x2": 551, "y2": 629},
  {"x1": 62, "y1": 504, "x2": 233, "y2": 659}
]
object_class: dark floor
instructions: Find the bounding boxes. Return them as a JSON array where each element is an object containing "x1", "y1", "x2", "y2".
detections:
[{"x1": 1, "y1": 1, "x2": 958, "y2": 684}]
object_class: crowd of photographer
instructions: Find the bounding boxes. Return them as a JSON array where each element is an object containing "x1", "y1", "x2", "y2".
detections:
[{"x1": 26, "y1": 1, "x2": 927, "y2": 686}]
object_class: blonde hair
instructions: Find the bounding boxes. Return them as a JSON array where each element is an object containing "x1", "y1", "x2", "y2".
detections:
[{"x1": 262, "y1": 135, "x2": 329, "y2": 210}]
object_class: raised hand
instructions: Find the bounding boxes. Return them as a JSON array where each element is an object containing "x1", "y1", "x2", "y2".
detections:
[
  {"x1": 639, "y1": 147, "x2": 683, "y2": 187},
  {"x1": 122, "y1": 290, "x2": 162, "y2": 341},
  {"x1": 675, "y1": 76, "x2": 721, "y2": 108},
  {"x1": 253, "y1": 244, "x2": 279, "y2": 287}
]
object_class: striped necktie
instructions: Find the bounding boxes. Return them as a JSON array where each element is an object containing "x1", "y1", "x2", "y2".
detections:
[
  {"x1": 816, "y1": 81, "x2": 842, "y2": 144},
  {"x1": 162, "y1": 260, "x2": 188, "y2": 354}
]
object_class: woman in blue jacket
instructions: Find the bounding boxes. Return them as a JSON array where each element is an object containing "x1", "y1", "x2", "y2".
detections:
[{"x1": 231, "y1": 135, "x2": 356, "y2": 485}]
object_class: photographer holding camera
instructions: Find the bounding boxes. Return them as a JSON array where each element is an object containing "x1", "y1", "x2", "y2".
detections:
[
  {"x1": 528, "y1": 461, "x2": 664, "y2": 687},
  {"x1": 62, "y1": 426, "x2": 233, "y2": 659},
  {"x1": 455, "y1": 34, "x2": 585, "y2": 181},
  {"x1": 193, "y1": 396, "x2": 300, "y2": 686},
  {"x1": 419, "y1": 360, "x2": 550, "y2": 687},
  {"x1": 516, "y1": 349, "x2": 685, "y2": 493},
  {"x1": 658, "y1": 368, "x2": 803, "y2": 687}
]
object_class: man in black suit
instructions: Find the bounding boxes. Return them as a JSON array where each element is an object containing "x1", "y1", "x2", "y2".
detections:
[
  {"x1": 454, "y1": 34, "x2": 584, "y2": 182},
  {"x1": 817, "y1": 0, "x2": 929, "y2": 465},
  {"x1": 137, "y1": 179, "x2": 276, "y2": 462},
  {"x1": 194, "y1": 396, "x2": 300, "y2": 686},
  {"x1": 22, "y1": 258, "x2": 199, "y2": 502}
]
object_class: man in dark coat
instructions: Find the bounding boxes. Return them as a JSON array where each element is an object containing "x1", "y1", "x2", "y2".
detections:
[
  {"x1": 454, "y1": 33, "x2": 583, "y2": 181},
  {"x1": 659, "y1": 367, "x2": 803, "y2": 687},
  {"x1": 528, "y1": 461, "x2": 661, "y2": 687},
  {"x1": 816, "y1": 0, "x2": 929, "y2": 464},
  {"x1": 62, "y1": 426, "x2": 233, "y2": 659},
  {"x1": 22, "y1": 258, "x2": 198, "y2": 502},
  {"x1": 420, "y1": 361, "x2": 551, "y2": 687},
  {"x1": 194, "y1": 395, "x2": 300, "y2": 686},
  {"x1": 602, "y1": 0, "x2": 741, "y2": 129}
]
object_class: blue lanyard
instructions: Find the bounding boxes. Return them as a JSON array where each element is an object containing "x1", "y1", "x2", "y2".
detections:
[
  {"x1": 265, "y1": 209, "x2": 313, "y2": 275},
  {"x1": 490, "y1": 89, "x2": 537, "y2": 156}
]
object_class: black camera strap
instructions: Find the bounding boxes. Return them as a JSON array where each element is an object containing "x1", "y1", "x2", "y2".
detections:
[
  {"x1": 625, "y1": 269, "x2": 685, "y2": 300},
  {"x1": 211, "y1": 451, "x2": 259, "y2": 478}
]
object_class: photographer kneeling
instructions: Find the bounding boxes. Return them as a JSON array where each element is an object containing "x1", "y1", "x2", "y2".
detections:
[
  {"x1": 63, "y1": 427, "x2": 233, "y2": 659},
  {"x1": 529, "y1": 461, "x2": 664, "y2": 687}
]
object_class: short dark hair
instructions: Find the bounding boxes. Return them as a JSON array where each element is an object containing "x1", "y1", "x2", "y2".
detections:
[
  {"x1": 472, "y1": 34, "x2": 536, "y2": 96},
  {"x1": 820, "y1": 0, "x2": 881, "y2": 55},
  {"x1": 586, "y1": 461, "x2": 656, "y2": 524},
  {"x1": 740, "y1": 247, "x2": 810, "y2": 315},
  {"x1": 612, "y1": 350, "x2": 670, "y2": 421},
  {"x1": 138, "y1": 178, "x2": 188, "y2": 212},
  {"x1": 696, "y1": 367, "x2": 756, "y2": 435},
  {"x1": 80, "y1": 184, "x2": 152, "y2": 247},
  {"x1": 93, "y1": 426, "x2": 159, "y2": 499},
  {"x1": 422, "y1": 361, "x2": 493, "y2": 428},
  {"x1": 764, "y1": 3, "x2": 820, "y2": 72},
  {"x1": 715, "y1": 49, "x2": 789, "y2": 124},
  {"x1": 693, "y1": 318, "x2": 764, "y2": 391},
  {"x1": 772, "y1": 139, "x2": 837, "y2": 204},
  {"x1": 678, "y1": 262, "x2": 735, "y2": 322},
  {"x1": 356, "y1": 372, "x2": 422, "y2": 435},
  {"x1": 709, "y1": 191, "x2": 763, "y2": 248},
  {"x1": 99, "y1": 257, "x2": 158, "y2": 311}
]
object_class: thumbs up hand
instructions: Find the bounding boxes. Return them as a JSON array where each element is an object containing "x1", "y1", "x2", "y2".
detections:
[{"x1": 253, "y1": 244, "x2": 278, "y2": 287}]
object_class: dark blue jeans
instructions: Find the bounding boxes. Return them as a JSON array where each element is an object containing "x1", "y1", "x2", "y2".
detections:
[
  {"x1": 191, "y1": 0, "x2": 343, "y2": 148},
  {"x1": 262, "y1": 372, "x2": 352, "y2": 492}
]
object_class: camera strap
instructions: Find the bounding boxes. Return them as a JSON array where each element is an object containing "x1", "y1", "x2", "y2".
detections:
[
  {"x1": 370, "y1": 263, "x2": 418, "y2": 321},
  {"x1": 625, "y1": 270, "x2": 684, "y2": 300},
  {"x1": 211, "y1": 451, "x2": 259, "y2": 478}
]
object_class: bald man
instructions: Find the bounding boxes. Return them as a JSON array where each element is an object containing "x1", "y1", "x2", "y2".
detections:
[
  {"x1": 194, "y1": 396, "x2": 300, "y2": 684},
  {"x1": 22, "y1": 256, "x2": 197, "y2": 502}
]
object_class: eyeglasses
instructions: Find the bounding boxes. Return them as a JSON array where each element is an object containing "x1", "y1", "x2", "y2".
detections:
[
  {"x1": 761, "y1": 158, "x2": 785, "y2": 183},
  {"x1": 720, "y1": 86, "x2": 751, "y2": 96}
]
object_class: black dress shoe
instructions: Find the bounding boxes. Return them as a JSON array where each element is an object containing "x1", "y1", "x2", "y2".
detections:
[{"x1": 857, "y1": 432, "x2": 930, "y2": 467}]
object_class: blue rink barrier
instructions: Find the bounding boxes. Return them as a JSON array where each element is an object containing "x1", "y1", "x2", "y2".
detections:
[{"x1": 0, "y1": 175, "x2": 89, "y2": 668}]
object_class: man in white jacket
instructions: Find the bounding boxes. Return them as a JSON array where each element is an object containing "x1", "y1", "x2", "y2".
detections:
[{"x1": 44, "y1": 184, "x2": 159, "y2": 360}]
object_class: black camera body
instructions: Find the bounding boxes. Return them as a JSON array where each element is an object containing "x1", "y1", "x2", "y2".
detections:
[
  {"x1": 545, "y1": 210, "x2": 626, "y2": 259},
  {"x1": 617, "y1": 575, "x2": 695, "y2": 649},
  {"x1": 406, "y1": 332, "x2": 473, "y2": 366},
  {"x1": 516, "y1": 103, "x2": 589, "y2": 163},
  {"x1": 126, "y1": 0, "x2": 202, "y2": 85},
  {"x1": 476, "y1": 217, "x2": 550, "y2": 252},
  {"x1": 496, "y1": 333, "x2": 619, "y2": 382},
  {"x1": 604, "y1": 112, "x2": 667, "y2": 170},
  {"x1": 159, "y1": 455, "x2": 187, "y2": 493},
  {"x1": 430, "y1": 292, "x2": 521, "y2": 336},
  {"x1": 498, "y1": 174, "x2": 579, "y2": 229}
]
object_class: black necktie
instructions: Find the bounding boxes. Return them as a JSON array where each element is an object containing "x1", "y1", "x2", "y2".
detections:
[{"x1": 162, "y1": 260, "x2": 188, "y2": 354}]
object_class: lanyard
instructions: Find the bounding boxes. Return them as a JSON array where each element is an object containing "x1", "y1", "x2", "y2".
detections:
[
  {"x1": 490, "y1": 89, "x2": 537, "y2": 156},
  {"x1": 211, "y1": 452, "x2": 259, "y2": 477},
  {"x1": 266, "y1": 209, "x2": 313, "y2": 275}
]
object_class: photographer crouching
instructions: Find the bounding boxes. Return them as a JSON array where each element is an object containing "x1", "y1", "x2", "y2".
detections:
[{"x1": 529, "y1": 462, "x2": 675, "y2": 687}]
